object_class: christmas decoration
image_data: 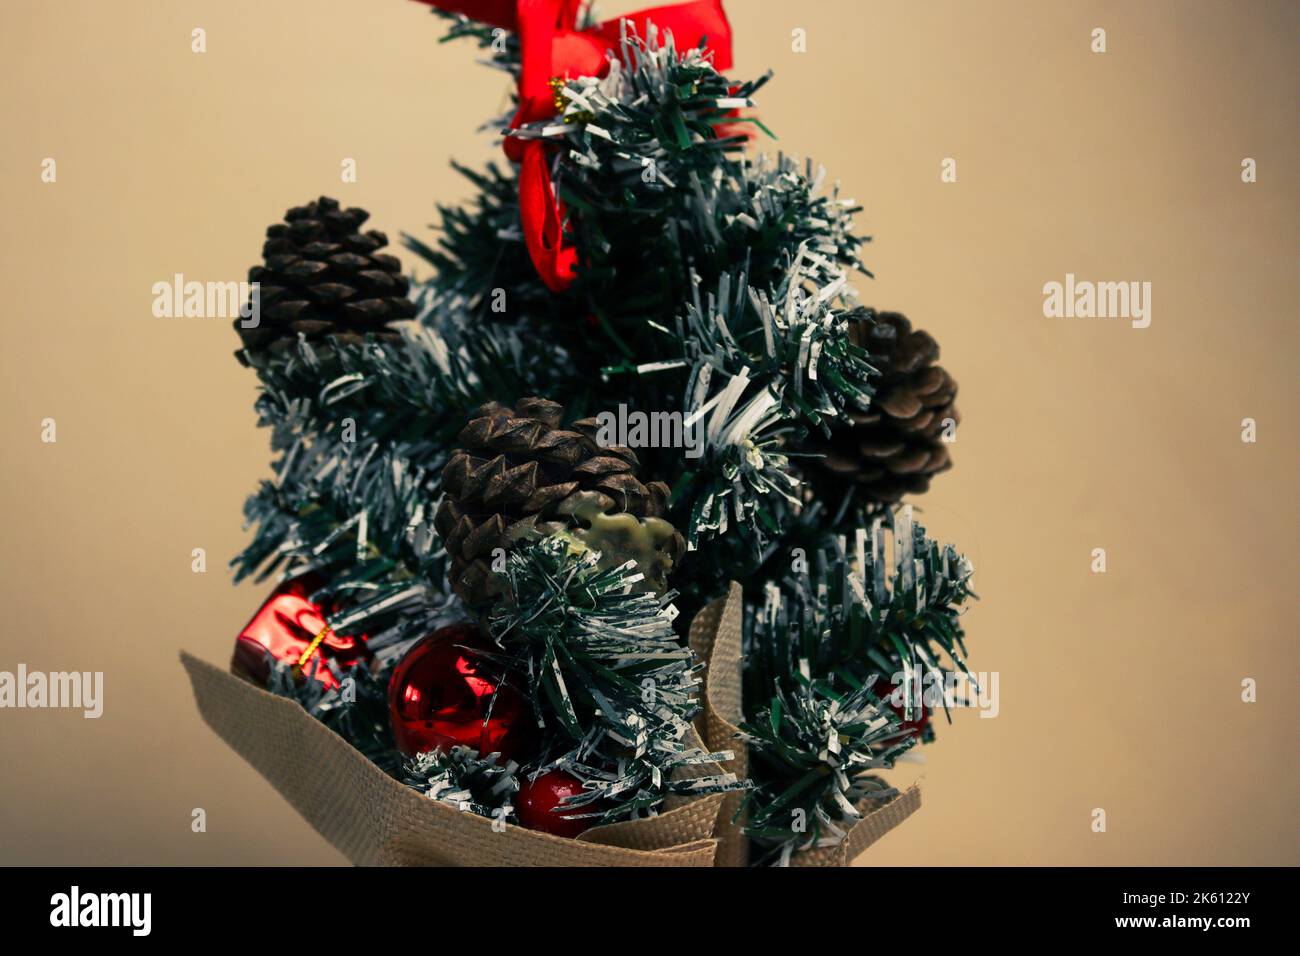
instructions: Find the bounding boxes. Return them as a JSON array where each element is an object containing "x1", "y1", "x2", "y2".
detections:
[
  {"x1": 806, "y1": 310, "x2": 959, "y2": 506},
  {"x1": 231, "y1": 576, "x2": 370, "y2": 692},
  {"x1": 745, "y1": 506, "x2": 975, "y2": 735},
  {"x1": 488, "y1": 534, "x2": 740, "y2": 821},
  {"x1": 419, "y1": 0, "x2": 733, "y2": 291},
  {"x1": 514, "y1": 770, "x2": 602, "y2": 838},
  {"x1": 740, "y1": 672, "x2": 914, "y2": 865},
  {"x1": 210, "y1": 0, "x2": 978, "y2": 866},
  {"x1": 388, "y1": 623, "x2": 534, "y2": 761},
  {"x1": 402, "y1": 745, "x2": 520, "y2": 819},
  {"x1": 235, "y1": 196, "x2": 416, "y2": 364},
  {"x1": 435, "y1": 397, "x2": 682, "y2": 606},
  {"x1": 737, "y1": 505, "x2": 974, "y2": 858}
]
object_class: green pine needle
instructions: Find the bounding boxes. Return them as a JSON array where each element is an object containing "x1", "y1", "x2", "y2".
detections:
[{"x1": 486, "y1": 535, "x2": 743, "y2": 821}]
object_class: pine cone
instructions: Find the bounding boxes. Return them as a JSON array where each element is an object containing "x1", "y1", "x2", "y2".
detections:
[
  {"x1": 435, "y1": 398, "x2": 684, "y2": 606},
  {"x1": 234, "y1": 196, "x2": 416, "y2": 364},
  {"x1": 808, "y1": 310, "x2": 959, "y2": 505}
]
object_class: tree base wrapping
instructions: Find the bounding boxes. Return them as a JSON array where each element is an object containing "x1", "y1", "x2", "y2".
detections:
[
  {"x1": 183, "y1": 652, "x2": 724, "y2": 866},
  {"x1": 184, "y1": 578, "x2": 920, "y2": 866}
]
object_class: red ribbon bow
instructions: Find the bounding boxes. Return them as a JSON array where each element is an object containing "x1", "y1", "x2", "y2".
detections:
[{"x1": 421, "y1": 0, "x2": 733, "y2": 292}]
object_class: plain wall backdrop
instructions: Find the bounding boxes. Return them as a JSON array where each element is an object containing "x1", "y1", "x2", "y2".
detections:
[{"x1": 0, "y1": 0, "x2": 1296, "y2": 865}]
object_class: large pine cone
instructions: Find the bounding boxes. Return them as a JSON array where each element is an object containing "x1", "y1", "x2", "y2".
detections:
[
  {"x1": 435, "y1": 398, "x2": 684, "y2": 606},
  {"x1": 808, "y1": 310, "x2": 959, "y2": 505},
  {"x1": 234, "y1": 196, "x2": 416, "y2": 364}
]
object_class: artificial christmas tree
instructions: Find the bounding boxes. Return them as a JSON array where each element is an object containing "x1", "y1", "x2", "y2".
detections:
[{"x1": 187, "y1": 0, "x2": 980, "y2": 867}]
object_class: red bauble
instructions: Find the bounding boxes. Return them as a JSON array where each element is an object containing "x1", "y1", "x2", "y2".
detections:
[
  {"x1": 388, "y1": 623, "x2": 534, "y2": 761},
  {"x1": 232, "y1": 576, "x2": 369, "y2": 691},
  {"x1": 515, "y1": 770, "x2": 602, "y2": 838},
  {"x1": 877, "y1": 681, "x2": 930, "y2": 742}
]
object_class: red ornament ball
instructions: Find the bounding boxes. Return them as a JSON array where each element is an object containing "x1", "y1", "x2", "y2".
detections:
[
  {"x1": 515, "y1": 770, "x2": 602, "y2": 838},
  {"x1": 388, "y1": 623, "x2": 534, "y2": 762},
  {"x1": 232, "y1": 575, "x2": 369, "y2": 691}
]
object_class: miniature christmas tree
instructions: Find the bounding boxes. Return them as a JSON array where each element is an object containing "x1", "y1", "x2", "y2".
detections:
[{"x1": 223, "y1": 0, "x2": 976, "y2": 864}]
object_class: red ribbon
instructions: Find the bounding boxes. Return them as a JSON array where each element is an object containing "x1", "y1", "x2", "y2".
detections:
[{"x1": 420, "y1": 0, "x2": 733, "y2": 292}]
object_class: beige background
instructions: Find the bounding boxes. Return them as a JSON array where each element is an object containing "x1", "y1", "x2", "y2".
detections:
[{"x1": 0, "y1": 0, "x2": 1296, "y2": 865}]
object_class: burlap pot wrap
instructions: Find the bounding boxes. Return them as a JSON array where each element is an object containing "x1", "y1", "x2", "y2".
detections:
[
  {"x1": 688, "y1": 583, "x2": 923, "y2": 868},
  {"x1": 182, "y1": 652, "x2": 720, "y2": 866},
  {"x1": 688, "y1": 582, "x2": 749, "y2": 867},
  {"x1": 184, "y1": 581, "x2": 921, "y2": 866}
]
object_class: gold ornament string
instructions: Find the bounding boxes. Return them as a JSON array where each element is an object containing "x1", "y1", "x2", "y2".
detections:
[{"x1": 292, "y1": 625, "x2": 334, "y2": 675}]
